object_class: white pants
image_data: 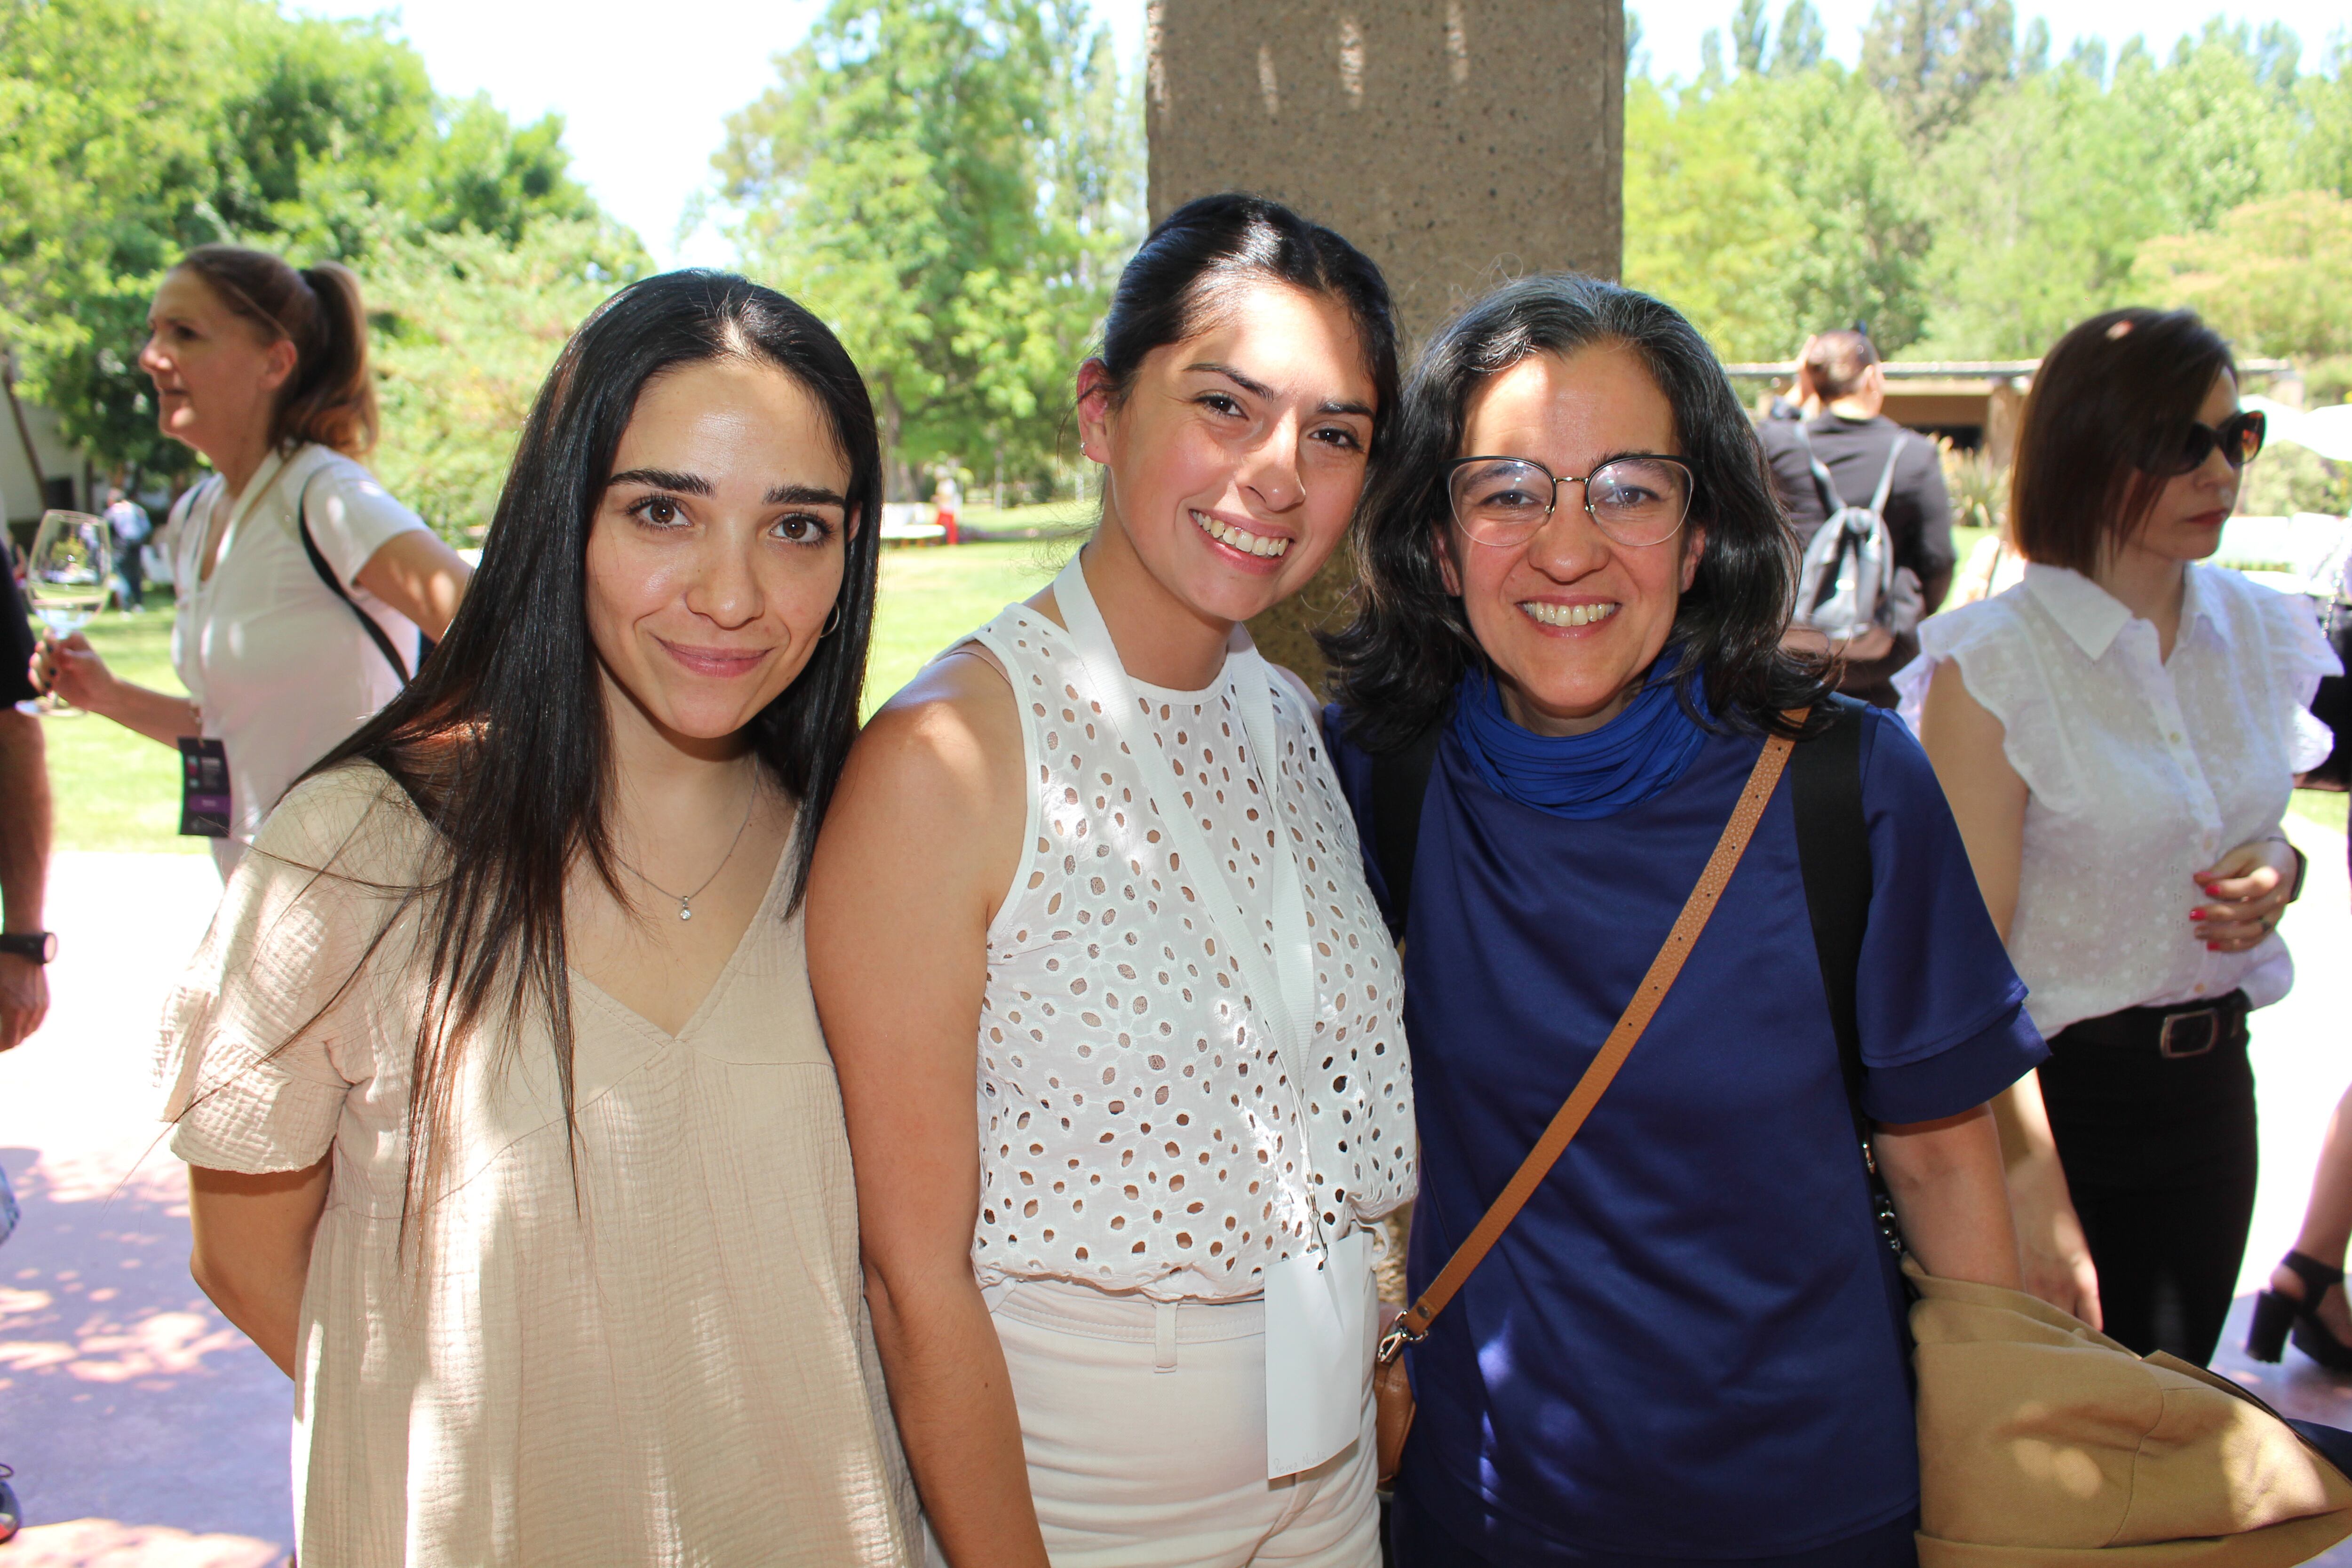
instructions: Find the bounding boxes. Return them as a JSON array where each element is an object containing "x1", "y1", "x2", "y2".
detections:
[{"x1": 924, "y1": 1275, "x2": 1380, "y2": 1568}]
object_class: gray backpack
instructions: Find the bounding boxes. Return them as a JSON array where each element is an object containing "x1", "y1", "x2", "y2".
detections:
[{"x1": 1794, "y1": 424, "x2": 1923, "y2": 640}]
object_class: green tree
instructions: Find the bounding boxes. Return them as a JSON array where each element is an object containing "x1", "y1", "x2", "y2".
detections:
[
  {"x1": 1772, "y1": 1, "x2": 1827, "y2": 77},
  {"x1": 2132, "y1": 191, "x2": 2352, "y2": 362},
  {"x1": 1623, "y1": 64, "x2": 1928, "y2": 358},
  {"x1": 0, "y1": 0, "x2": 600, "y2": 485},
  {"x1": 367, "y1": 216, "x2": 650, "y2": 541},
  {"x1": 2294, "y1": 33, "x2": 2352, "y2": 196},
  {"x1": 1911, "y1": 21, "x2": 2320, "y2": 357},
  {"x1": 1860, "y1": 0, "x2": 2016, "y2": 146},
  {"x1": 715, "y1": 0, "x2": 1138, "y2": 500},
  {"x1": 1732, "y1": 0, "x2": 1771, "y2": 75},
  {"x1": 1913, "y1": 56, "x2": 2169, "y2": 355},
  {"x1": 1621, "y1": 79, "x2": 1797, "y2": 359}
]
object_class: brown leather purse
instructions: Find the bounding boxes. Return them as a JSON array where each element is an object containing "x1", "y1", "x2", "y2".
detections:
[{"x1": 1372, "y1": 727, "x2": 1797, "y2": 1484}]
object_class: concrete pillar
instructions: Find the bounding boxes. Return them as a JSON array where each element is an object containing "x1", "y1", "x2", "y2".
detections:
[{"x1": 1145, "y1": 0, "x2": 1625, "y2": 685}]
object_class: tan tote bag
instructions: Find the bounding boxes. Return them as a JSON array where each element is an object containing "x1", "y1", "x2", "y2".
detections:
[{"x1": 1910, "y1": 1260, "x2": 2352, "y2": 1565}]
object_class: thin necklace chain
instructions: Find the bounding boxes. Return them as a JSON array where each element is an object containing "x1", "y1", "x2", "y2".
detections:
[{"x1": 615, "y1": 772, "x2": 759, "y2": 922}]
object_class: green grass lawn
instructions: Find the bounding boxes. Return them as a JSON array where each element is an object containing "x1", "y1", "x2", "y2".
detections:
[
  {"x1": 864, "y1": 536, "x2": 1078, "y2": 717},
  {"x1": 38, "y1": 541, "x2": 1081, "y2": 852}
]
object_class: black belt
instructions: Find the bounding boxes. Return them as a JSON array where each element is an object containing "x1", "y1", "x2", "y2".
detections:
[{"x1": 2053, "y1": 991, "x2": 2251, "y2": 1059}]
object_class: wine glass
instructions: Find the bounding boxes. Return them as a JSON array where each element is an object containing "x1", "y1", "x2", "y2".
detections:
[{"x1": 25, "y1": 509, "x2": 112, "y2": 717}]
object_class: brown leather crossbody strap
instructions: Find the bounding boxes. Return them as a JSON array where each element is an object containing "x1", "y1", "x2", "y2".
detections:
[{"x1": 1383, "y1": 723, "x2": 1802, "y2": 1353}]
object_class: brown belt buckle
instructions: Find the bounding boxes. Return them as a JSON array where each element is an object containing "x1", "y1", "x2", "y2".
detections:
[{"x1": 2159, "y1": 1007, "x2": 2221, "y2": 1059}]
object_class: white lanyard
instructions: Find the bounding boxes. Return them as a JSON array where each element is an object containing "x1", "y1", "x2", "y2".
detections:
[
  {"x1": 1050, "y1": 554, "x2": 1367, "y2": 1479},
  {"x1": 1049, "y1": 555, "x2": 1322, "y2": 1176}
]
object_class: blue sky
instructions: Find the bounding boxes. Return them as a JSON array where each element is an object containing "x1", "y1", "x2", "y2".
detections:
[{"x1": 296, "y1": 0, "x2": 2333, "y2": 270}]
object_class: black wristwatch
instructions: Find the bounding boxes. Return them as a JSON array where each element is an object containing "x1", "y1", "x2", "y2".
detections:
[{"x1": 0, "y1": 931, "x2": 56, "y2": 964}]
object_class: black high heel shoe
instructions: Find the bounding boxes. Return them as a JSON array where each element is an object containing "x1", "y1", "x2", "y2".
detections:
[{"x1": 2248, "y1": 1251, "x2": 2352, "y2": 1373}]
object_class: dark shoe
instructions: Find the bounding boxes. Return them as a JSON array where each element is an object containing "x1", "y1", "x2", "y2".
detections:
[
  {"x1": 2249, "y1": 1251, "x2": 2352, "y2": 1373},
  {"x1": 0, "y1": 1462, "x2": 20, "y2": 1543}
]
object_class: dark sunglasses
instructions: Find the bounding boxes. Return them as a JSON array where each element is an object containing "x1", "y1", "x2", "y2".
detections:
[{"x1": 2172, "y1": 410, "x2": 2265, "y2": 475}]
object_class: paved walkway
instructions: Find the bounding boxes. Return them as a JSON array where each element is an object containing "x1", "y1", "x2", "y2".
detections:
[{"x1": 4, "y1": 831, "x2": 2352, "y2": 1564}]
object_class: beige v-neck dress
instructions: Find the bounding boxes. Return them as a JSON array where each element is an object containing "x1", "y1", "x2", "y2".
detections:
[{"x1": 158, "y1": 765, "x2": 917, "y2": 1567}]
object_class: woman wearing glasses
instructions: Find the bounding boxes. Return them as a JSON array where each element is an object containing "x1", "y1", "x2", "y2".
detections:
[
  {"x1": 1320, "y1": 275, "x2": 2042, "y2": 1566},
  {"x1": 1911, "y1": 307, "x2": 2336, "y2": 1367}
]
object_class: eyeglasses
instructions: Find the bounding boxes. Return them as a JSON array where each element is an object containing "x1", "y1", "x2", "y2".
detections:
[
  {"x1": 1446, "y1": 454, "x2": 1695, "y2": 549},
  {"x1": 2172, "y1": 410, "x2": 2266, "y2": 475}
]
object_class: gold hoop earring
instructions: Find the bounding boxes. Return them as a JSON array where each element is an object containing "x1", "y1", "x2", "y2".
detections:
[{"x1": 818, "y1": 603, "x2": 843, "y2": 639}]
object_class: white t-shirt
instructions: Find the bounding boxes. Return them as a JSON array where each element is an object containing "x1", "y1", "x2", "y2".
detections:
[
  {"x1": 1897, "y1": 563, "x2": 2338, "y2": 1036},
  {"x1": 167, "y1": 443, "x2": 429, "y2": 876}
]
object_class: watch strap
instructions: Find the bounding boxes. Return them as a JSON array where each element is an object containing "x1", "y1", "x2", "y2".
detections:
[{"x1": 0, "y1": 931, "x2": 55, "y2": 964}]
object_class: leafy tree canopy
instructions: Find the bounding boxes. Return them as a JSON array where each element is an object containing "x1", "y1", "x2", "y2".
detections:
[
  {"x1": 0, "y1": 0, "x2": 604, "y2": 480},
  {"x1": 711, "y1": 0, "x2": 1141, "y2": 500},
  {"x1": 1626, "y1": 6, "x2": 2352, "y2": 367}
]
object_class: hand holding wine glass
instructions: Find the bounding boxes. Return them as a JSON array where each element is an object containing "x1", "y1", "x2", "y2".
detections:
[{"x1": 25, "y1": 510, "x2": 113, "y2": 717}]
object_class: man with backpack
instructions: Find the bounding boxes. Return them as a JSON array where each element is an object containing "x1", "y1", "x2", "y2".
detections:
[{"x1": 1759, "y1": 328, "x2": 1957, "y2": 706}]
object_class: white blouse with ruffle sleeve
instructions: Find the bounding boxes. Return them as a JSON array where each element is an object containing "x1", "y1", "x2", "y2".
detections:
[{"x1": 1897, "y1": 562, "x2": 2339, "y2": 1037}]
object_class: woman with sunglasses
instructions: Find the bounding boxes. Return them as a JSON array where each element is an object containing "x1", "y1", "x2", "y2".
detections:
[
  {"x1": 1322, "y1": 275, "x2": 2042, "y2": 1566},
  {"x1": 1911, "y1": 307, "x2": 2335, "y2": 1367}
]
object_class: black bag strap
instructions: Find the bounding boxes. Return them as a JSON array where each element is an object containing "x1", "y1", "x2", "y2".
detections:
[
  {"x1": 1368, "y1": 718, "x2": 1444, "y2": 935},
  {"x1": 1789, "y1": 695, "x2": 1868, "y2": 1103},
  {"x1": 1788, "y1": 693, "x2": 1905, "y2": 1257},
  {"x1": 294, "y1": 468, "x2": 418, "y2": 685}
]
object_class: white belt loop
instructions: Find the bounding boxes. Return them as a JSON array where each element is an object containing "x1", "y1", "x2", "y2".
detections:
[{"x1": 1154, "y1": 1300, "x2": 1178, "y2": 1372}]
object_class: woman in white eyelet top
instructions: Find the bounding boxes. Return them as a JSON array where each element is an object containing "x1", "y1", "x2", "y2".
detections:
[
  {"x1": 809, "y1": 193, "x2": 1413, "y2": 1568},
  {"x1": 966, "y1": 595, "x2": 1412, "y2": 1299}
]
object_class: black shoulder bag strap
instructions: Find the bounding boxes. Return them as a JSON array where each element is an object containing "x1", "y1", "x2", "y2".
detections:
[
  {"x1": 1787, "y1": 693, "x2": 1905, "y2": 1258},
  {"x1": 293, "y1": 467, "x2": 420, "y2": 685},
  {"x1": 1368, "y1": 719, "x2": 1445, "y2": 937}
]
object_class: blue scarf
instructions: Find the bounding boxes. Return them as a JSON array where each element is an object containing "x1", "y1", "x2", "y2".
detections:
[{"x1": 1451, "y1": 655, "x2": 1709, "y2": 820}]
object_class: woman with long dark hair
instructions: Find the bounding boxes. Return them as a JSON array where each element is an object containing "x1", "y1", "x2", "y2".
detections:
[
  {"x1": 810, "y1": 194, "x2": 1414, "y2": 1566},
  {"x1": 1320, "y1": 275, "x2": 2042, "y2": 1565},
  {"x1": 37, "y1": 246, "x2": 472, "y2": 877},
  {"x1": 1912, "y1": 307, "x2": 2334, "y2": 1368},
  {"x1": 156, "y1": 271, "x2": 917, "y2": 1564}
]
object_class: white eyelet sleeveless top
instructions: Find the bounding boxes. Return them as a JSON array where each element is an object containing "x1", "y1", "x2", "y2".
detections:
[{"x1": 964, "y1": 602, "x2": 1415, "y2": 1302}]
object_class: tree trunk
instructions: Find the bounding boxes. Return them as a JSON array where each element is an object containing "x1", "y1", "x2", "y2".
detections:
[
  {"x1": 1, "y1": 346, "x2": 49, "y2": 522},
  {"x1": 878, "y1": 376, "x2": 911, "y2": 502}
]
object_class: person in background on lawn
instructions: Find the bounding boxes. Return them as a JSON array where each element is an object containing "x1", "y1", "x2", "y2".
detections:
[
  {"x1": 0, "y1": 528, "x2": 50, "y2": 1053},
  {"x1": 810, "y1": 193, "x2": 1415, "y2": 1567},
  {"x1": 157, "y1": 271, "x2": 916, "y2": 1564},
  {"x1": 103, "y1": 486, "x2": 152, "y2": 611},
  {"x1": 32, "y1": 246, "x2": 471, "y2": 878},
  {"x1": 933, "y1": 470, "x2": 961, "y2": 546},
  {"x1": 1911, "y1": 306, "x2": 2335, "y2": 1367}
]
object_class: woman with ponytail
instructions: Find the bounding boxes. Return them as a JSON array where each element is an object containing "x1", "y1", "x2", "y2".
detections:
[{"x1": 34, "y1": 246, "x2": 473, "y2": 876}]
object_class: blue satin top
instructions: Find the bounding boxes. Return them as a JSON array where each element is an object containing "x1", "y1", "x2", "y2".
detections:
[{"x1": 1325, "y1": 698, "x2": 2046, "y2": 1565}]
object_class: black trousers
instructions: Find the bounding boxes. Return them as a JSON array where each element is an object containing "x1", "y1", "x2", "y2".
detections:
[{"x1": 2039, "y1": 998, "x2": 2260, "y2": 1367}]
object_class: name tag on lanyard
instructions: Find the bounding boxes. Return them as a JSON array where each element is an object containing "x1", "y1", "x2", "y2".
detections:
[
  {"x1": 1048, "y1": 555, "x2": 1366, "y2": 1479},
  {"x1": 177, "y1": 736, "x2": 231, "y2": 837},
  {"x1": 1264, "y1": 1226, "x2": 1371, "y2": 1477}
]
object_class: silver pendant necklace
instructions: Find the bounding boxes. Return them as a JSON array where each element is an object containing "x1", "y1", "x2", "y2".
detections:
[{"x1": 616, "y1": 775, "x2": 759, "y2": 922}]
